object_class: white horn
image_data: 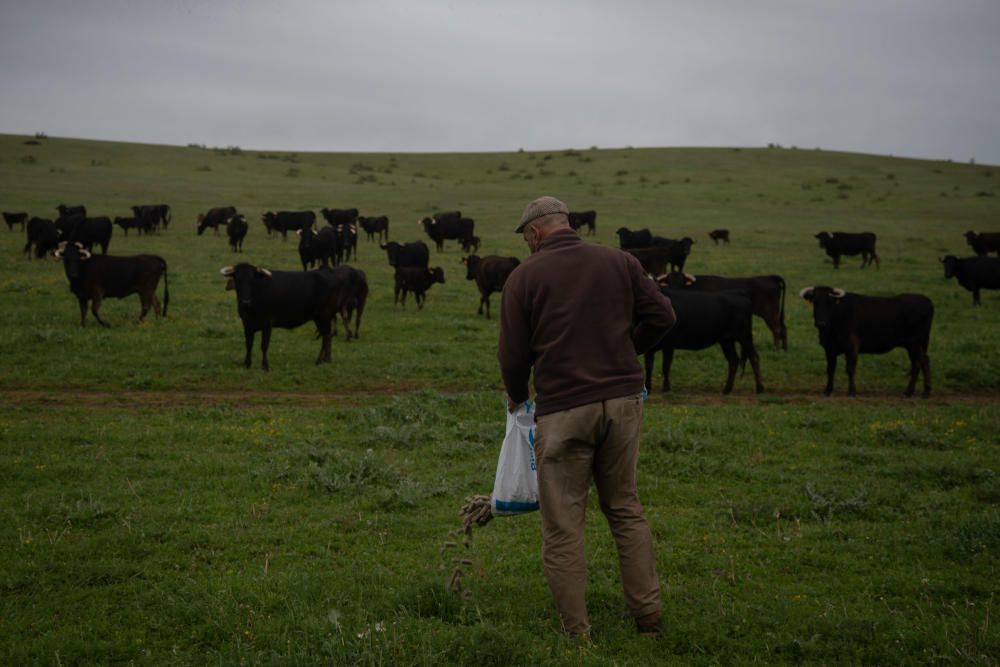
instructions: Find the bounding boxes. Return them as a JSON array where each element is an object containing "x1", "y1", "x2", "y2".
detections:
[
  {"x1": 220, "y1": 266, "x2": 235, "y2": 276},
  {"x1": 799, "y1": 287, "x2": 815, "y2": 300},
  {"x1": 79, "y1": 248, "x2": 92, "y2": 260},
  {"x1": 257, "y1": 268, "x2": 272, "y2": 277},
  {"x1": 74, "y1": 242, "x2": 84, "y2": 249},
  {"x1": 831, "y1": 288, "x2": 846, "y2": 298},
  {"x1": 684, "y1": 273, "x2": 696, "y2": 284}
]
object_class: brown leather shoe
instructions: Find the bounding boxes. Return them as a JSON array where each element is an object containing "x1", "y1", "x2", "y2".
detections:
[{"x1": 636, "y1": 611, "x2": 662, "y2": 638}]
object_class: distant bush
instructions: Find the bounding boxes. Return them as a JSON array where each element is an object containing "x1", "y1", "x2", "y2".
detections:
[
  {"x1": 23, "y1": 140, "x2": 41, "y2": 146},
  {"x1": 563, "y1": 149, "x2": 581, "y2": 157},
  {"x1": 615, "y1": 169, "x2": 629, "y2": 176},
  {"x1": 187, "y1": 143, "x2": 206, "y2": 149},
  {"x1": 196, "y1": 165, "x2": 212, "y2": 172},
  {"x1": 34, "y1": 131, "x2": 48, "y2": 139},
  {"x1": 355, "y1": 174, "x2": 376, "y2": 184},
  {"x1": 19, "y1": 155, "x2": 36, "y2": 165},
  {"x1": 286, "y1": 167, "x2": 300, "y2": 178}
]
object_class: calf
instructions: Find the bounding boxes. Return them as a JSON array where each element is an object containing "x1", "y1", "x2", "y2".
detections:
[
  {"x1": 940, "y1": 255, "x2": 1000, "y2": 306},
  {"x1": 24, "y1": 217, "x2": 59, "y2": 259},
  {"x1": 358, "y1": 215, "x2": 389, "y2": 242},
  {"x1": 616, "y1": 227, "x2": 653, "y2": 249},
  {"x1": 568, "y1": 210, "x2": 597, "y2": 236},
  {"x1": 198, "y1": 206, "x2": 237, "y2": 235},
  {"x1": 645, "y1": 288, "x2": 763, "y2": 395},
  {"x1": 334, "y1": 222, "x2": 358, "y2": 263},
  {"x1": 114, "y1": 216, "x2": 139, "y2": 237},
  {"x1": 54, "y1": 241, "x2": 169, "y2": 327},
  {"x1": 459, "y1": 235, "x2": 481, "y2": 254},
  {"x1": 815, "y1": 231, "x2": 879, "y2": 269},
  {"x1": 661, "y1": 272, "x2": 787, "y2": 350},
  {"x1": 227, "y1": 214, "x2": 248, "y2": 253},
  {"x1": 800, "y1": 286, "x2": 933, "y2": 397},
  {"x1": 219, "y1": 263, "x2": 342, "y2": 370},
  {"x1": 418, "y1": 211, "x2": 474, "y2": 251},
  {"x1": 394, "y1": 266, "x2": 445, "y2": 309},
  {"x1": 462, "y1": 254, "x2": 520, "y2": 319},
  {"x1": 3, "y1": 211, "x2": 28, "y2": 231},
  {"x1": 964, "y1": 231, "x2": 1000, "y2": 257},
  {"x1": 708, "y1": 229, "x2": 730, "y2": 245},
  {"x1": 382, "y1": 240, "x2": 430, "y2": 270}
]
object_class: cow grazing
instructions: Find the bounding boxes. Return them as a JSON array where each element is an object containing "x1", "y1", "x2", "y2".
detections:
[
  {"x1": 322, "y1": 207, "x2": 359, "y2": 227},
  {"x1": 68, "y1": 217, "x2": 113, "y2": 255},
  {"x1": 940, "y1": 255, "x2": 1000, "y2": 306},
  {"x1": 56, "y1": 204, "x2": 86, "y2": 218},
  {"x1": 262, "y1": 210, "x2": 316, "y2": 240},
  {"x1": 964, "y1": 231, "x2": 1000, "y2": 257},
  {"x1": 815, "y1": 231, "x2": 879, "y2": 269},
  {"x1": 358, "y1": 215, "x2": 389, "y2": 242},
  {"x1": 227, "y1": 214, "x2": 248, "y2": 253},
  {"x1": 650, "y1": 236, "x2": 695, "y2": 272},
  {"x1": 324, "y1": 265, "x2": 368, "y2": 341},
  {"x1": 799, "y1": 286, "x2": 933, "y2": 397},
  {"x1": 616, "y1": 227, "x2": 653, "y2": 249},
  {"x1": 459, "y1": 235, "x2": 481, "y2": 254},
  {"x1": 381, "y1": 240, "x2": 430, "y2": 270},
  {"x1": 132, "y1": 205, "x2": 171, "y2": 231},
  {"x1": 54, "y1": 241, "x2": 169, "y2": 327},
  {"x1": 3, "y1": 211, "x2": 28, "y2": 231},
  {"x1": 418, "y1": 211, "x2": 474, "y2": 251},
  {"x1": 661, "y1": 272, "x2": 788, "y2": 350},
  {"x1": 114, "y1": 216, "x2": 139, "y2": 237},
  {"x1": 23, "y1": 217, "x2": 59, "y2": 259},
  {"x1": 645, "y1": 288, "x2": 763, "y2": 395},
  {"x1": 197, "y1": 206, "x2": 237, "y2": 235},
  {"x1": 219, "y1": 263, "x2": 343, "y2": 370},
  {"x1": 568, "y1": 210, "x2": 597, "y2": 236},
  {"x1": 708, "y1": 229, "x2": 730, "y2": 245},
  {"x1": 297, "y1": 226, "x2": 339, "y2": 270},
  {"x1": 394, "y1": 266, "x2": 445, "y2": 309},
  {"x1": 462, "y1": 254, "x2": 520, "y2": 319}
]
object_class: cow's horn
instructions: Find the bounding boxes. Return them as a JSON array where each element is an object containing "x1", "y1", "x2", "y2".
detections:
[
  {"x1": 257, "y1": 268, "x2": 272, "y2": 277},
  {"x1": 684, "y1": 273, "x2": 696, "y2": 284},
  {"x1": 57, "y1": 241, "x2": 68, "y2": 251},
  {"x1": 220, "y1": 266, "x2": 235, "y2": 276},
  {"x1": 296, "y1": 229, "x2": 303, "y2": 237},
  {"x1": 831, "y1": 288, "x2": 846, "y2": 298},
  {"x1": 79, "y1": 248, "x2": 92, "y2": 260},
  {"x1": 53, "y1": 248, "x2": 63, "y2": 258},
  {"x1": 74, "y1": 242, "x2": 84, "y2": 249},
  {"x1": 938, "y1": 256, "x2": 944, "y2": 263},
  {"x1": 799, "y1": 287, "x2": 815, "y2": 300}
]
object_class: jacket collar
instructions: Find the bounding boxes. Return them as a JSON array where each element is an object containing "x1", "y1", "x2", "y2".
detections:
[{"x1": 535, "y1": 226, "x2": 581, "y2": 253}]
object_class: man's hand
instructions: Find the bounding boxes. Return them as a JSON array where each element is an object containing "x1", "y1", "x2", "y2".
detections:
[{"x1": 506, "y1": 394, "x2": 522, "y2": 414}]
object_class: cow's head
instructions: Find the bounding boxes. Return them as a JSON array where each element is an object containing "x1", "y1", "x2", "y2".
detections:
[
  {"x1": 799, "y1": 285, "x2": 845, "y2": 329},
  {"x1": 54, "y1": 241, "x2": 91, "y2": 282},
  {"x1": 964, "y1": 231, "x2": 978, "y2": 242},
  {"x1": 429, "y1": 267, "x2": 445, "y2": 284},
  {"x1": 418, "y1": 217, "x2": 434, "y2": 227},
  {"x1": 196, "y1": 213, "x2": 207, "y2": 235},
  {"x1": 462, "y1": 255, "x2": 480, "y2": 280},
  {"x1": 221, "y1": 264, "x2": 271, "y2": 306},
  {"x1": 939, "y1": 255, "x2": 959, "y2": 279},
  {"x1": 381, "y1": 241, "x2": 399, "y2": 265},
  {"x1": 815, "y1": 232, "x2": 831, "y2": 247}
]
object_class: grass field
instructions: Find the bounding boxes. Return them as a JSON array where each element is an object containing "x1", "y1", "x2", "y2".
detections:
[{"x1": 1, "y1": 134, "x2": 998, "y2": 664}]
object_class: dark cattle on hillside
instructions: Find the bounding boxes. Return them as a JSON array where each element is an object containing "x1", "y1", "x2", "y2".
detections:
[
  {"x1": 941, "y1": 255, "x2": 1000, "y2": 306},
  {"x1": 197, "y1": 206, "x2": 237, "y2": 235},
  {"x1": 227, "y1": 214, "x2": 248, "y2": 253},
  {"x1": 262, "y1": 210, "x2": 316, "y2": 239},
  {"x1": 650, "y1": 236, "x2": 695, "y2": 272},
  {"x1": 55, "y1": 241, "x2": 168, "y2": 327},
  {"x1": 219, "y1": 263, "x2": 342, "y2": 370},
  {"x1": 3, "y1": 211, "x2": 28, "y2": 231},
  {"x1": 132, "y1": 205, "x2": 171, "y2": 231},
  {"x1": 568, "y1": 210, "x2": 597, "y2": 236},
  {"x1": 708, "y1": 229, "x2": 730, "y2": 245},
  {"x1": 815, "y1": 231, "x2": 879, "y2": 269},
  {"x1": 624, "y1": 246, "x2": 672, "y2": 277},
  {"x1": 394, "y1": 266, "x2": 445, "y2": 309},
  {"x1": 358, "y1": 215, "x2": 389, "y2": 242},
  {"x1": 325, "y1": 265, "x2": 368, "y2": 341},
  {"x1": 381, "y1": 240, "x2": 430, "y2": 270},
  {"x1": 459, "y1": 235, "x2": 481, "y2": 254},
  {"x1": 615, "y1": 227, "x2": 653, "y2": 249},
  {"x1": 114, "y1": 216, "x2": 139, "y2": 237},
  {"x1": 334, "y1": 222, "x2": 358, "y2": 263},
  {"x1": 56, "y1": 204, "x2": 86, "y2": 219},
  {"x1": 661, "y1": 272, "x2": 787, "y2": 350},
  {"x1": 297, "y1": 226, "x2": 340, "y2": 270},
  {"x1": 800, "y1": 286, "x2": 933, "y2": 397},
  {"x1": 23, "y1": 217, "x2": 59, "y2": 259},
  {"x1": 964, "y1": 231, "x2": 1000, "y2": 256},
  {"x1": 55, "y1": 215, "x2": 82, "y2": 241},
  {"x1": 69, "y1": 217, "x2": 113, "y2": 255},
  {"x1": 417, "y1": 211, "x2": 473, "y2": 251},
  {"x1": 645, "y1": 288, "x2": 763, "y2": 395},
  {"x1": 462, "y1": 254, "x2": 520, "y2": 319},
  {"x1": 321, "y1": 208, "x2": 359, "y2": 227}
]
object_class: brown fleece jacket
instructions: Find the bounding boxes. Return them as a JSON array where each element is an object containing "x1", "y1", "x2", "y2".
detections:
[{"x1": 498, "y1": 227, "x2": 676, "y2": 417}]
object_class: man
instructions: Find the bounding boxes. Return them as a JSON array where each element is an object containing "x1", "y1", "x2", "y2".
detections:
[{"x1": 498, "y1": 196, "x2": 676, "y2": 639}]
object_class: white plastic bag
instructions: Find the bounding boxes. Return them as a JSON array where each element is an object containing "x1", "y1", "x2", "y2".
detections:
[{"x1": 491, "y1": 401, "x2": 539, "y2": 516}]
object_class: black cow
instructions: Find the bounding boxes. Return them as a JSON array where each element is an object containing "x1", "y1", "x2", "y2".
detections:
[
  {"x1": 394, "y1": 266, "x2": 445, "y2": 309},
  {"x1": 322, "y1": 207, "x2": 359, "y2": 227},
  {"x1": 334, "y1": 222, "x2": 358, "y2": 263},
  {"x1": 114, "y1": 216, "x2": 139, "y2": 237},
  {"x1": 645, "y1": 288, "x2": 763, "y2": 395},
  {"x1": 964, "y1": 231, "x2": 1000, "y2": 257},
  {"x1": 69, "y1": 217, "x2": 113, "y2": 255},
  {"x1": 198, "y1": 207, "x2": 237, "y2": 235},
  {"x1": 708, "y1": 229, "x2": 730, "y2": 245},
  {"x1": 462, "y1": 255, "x2": 520, "y2": 319},
  {"x1": 227, "y1": 214, "x2": 248, "y2": 253},
  {"x1": 56, "y1": 204, "x2": 86, "y2": 218},
  {"x1": 625, "y1": 247, "x2": 672, "y2": 277},
  {"x1": 815, "y1": 232, "x2": 879, "y2": 269},
  {"x1": 381, "y1": 240, "x2": 430, "y2": 270},
  {"x1": 459, "y1": 235, "x2": 482, "y2": 254},
  {"x1": 616, "y1": 227, "x2": 653, "y2": 249},
  {"x1": 55, "y1": 214, "x2": 83, "y2": 241},
  {"x1": 262, "y1": 210, "x2": 316, "y2": 240},
  {"x1": 23, "y1": 217, "x2": 59, "y2": 259},
  {"x1": 219, "y1": 263, "x2": 343, "y2": 370},
  {"x1": 568, "y1": 210, "x2": 597, "y2": 236},
  {"x1": 324, "y1": 265, "x2": 368, "y2": 341},
  {"x1": 134, "y1": 207, "x2": 161, "y2": 235},
  {"x1": 799, "y1": 286, "x2": 933, "y2": 397},
  {"x1": 132, "y1": 205, "x2": 171, "y2": 231},
  {"x1": 297, "y1": 226, "x2": 339, "y2": 270},
  {"x1": 940, "y1": 255, "x2": 1000, "y2": 306},
  {"x1": 661, "y1": 272, "x2": 787, "y2": 350},
  {"x1": 418, "y1": 211, "x2": 473, "y2": 251},
  {"x1": 358, "y1": 215, "x2": 389, "y2": 242},
  {"x1": 650, "y1": 236, "x2": 695, "y2": 272},
  {"x1": 3, "y1": 211, "x2": 28, "y2": 231},
  {"x1": 54, "y1": 241, "x2": 168, "y2": 327}
]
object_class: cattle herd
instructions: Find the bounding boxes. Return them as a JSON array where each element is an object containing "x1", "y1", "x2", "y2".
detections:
[{"x1": 4, "y1": 203, "x2": 1000, "y2": 397}]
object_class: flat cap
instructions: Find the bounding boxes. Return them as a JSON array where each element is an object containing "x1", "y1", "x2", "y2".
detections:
[{"x1": 515, "y1": 196, "x2": 568, "y2": 232}]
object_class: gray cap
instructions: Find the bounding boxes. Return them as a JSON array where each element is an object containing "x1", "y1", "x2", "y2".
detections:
[{"x1": 515, "y1": 196, "x2": 569, "y2": 233}]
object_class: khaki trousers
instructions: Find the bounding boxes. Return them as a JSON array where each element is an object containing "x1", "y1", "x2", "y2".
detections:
[{"x1": 535, "y1": 393, "x2": 661, "y2": 635}]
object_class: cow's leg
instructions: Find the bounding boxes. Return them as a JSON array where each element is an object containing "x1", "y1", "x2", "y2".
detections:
[
  {"x1": 151, "y1": 292, "x2": 162, "y2": 318},
  {"x1": 973, "y1": 288, "x2": 981, "y2": 306},
  {"x1": 720, "y1": 340, "x2": 738, "y2": 394},
  {"x1": 243, "y1": 326, "x2": 255, "y2": 368},
  {"x1": 745, "y1": 341, "x2": 764, "y2": 394},
  {"x1": 904, "y1": 347, "x2": 920, "y2": 397},
  {"x1": 833, "y1": 254, "x2": 840, "y2": 269},
  {"x1": 661, "y1": 347, "x2": 674, "y2": 393},
  {"x1": 824, "y1": 351, "x2": 837, "y2": 395},
  {"x1": 643, "y1": 350, "x2": 656, "y2": 396},
  {"x1": 260, "y1": 327, "x2": 272, "y2": 371},
  {"x1": 23, "y1": 240, "x2": 32, "y2": 259},
  {"x1": 341, "y1": 307, "x2": 353, "y2": 341},
  {"x1": 767, "y1": 316, "x2": 783, "y2": 350},
  {"x1": 485, "y1": 294, "x2": 492, "y2": 320},
  {"x1": 477, "y1": 292, "x2": 485, "y2": 316},
  {"x1": 416, "y1": 290, "x2": 425, "y2": 310},
  {"x1": 845, "y1": 344, "x2": 859, "y2": 396},
  {"x1": 78, "y1": 297, "x2": 89, "y2": 327},
  {"x1": 91, "y1": 293, "x2": 109, "y2": 328},
  {"x1": 138, "y1": 292, "x2": 152, "y2": 321},
  {"x1": 315, "y1": 319, "x2": 332, "y2": 364}
]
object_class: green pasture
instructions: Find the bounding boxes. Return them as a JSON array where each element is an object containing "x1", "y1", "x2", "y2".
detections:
[{"x1": 1, "y1": 134, "x2": 998, "y2": 664}]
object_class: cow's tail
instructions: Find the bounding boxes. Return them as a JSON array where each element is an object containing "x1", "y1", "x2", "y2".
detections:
[
  {"x1": 164, "y1": 205, "x2": 172, "y2": 225},
  {"x1": 161, "y1": 258, "x2": 170, "y2": 318}
]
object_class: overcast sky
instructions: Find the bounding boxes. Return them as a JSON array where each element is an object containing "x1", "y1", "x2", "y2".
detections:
[{"x1": 2, "y1": 1, "x2": 999, "y2": 164}]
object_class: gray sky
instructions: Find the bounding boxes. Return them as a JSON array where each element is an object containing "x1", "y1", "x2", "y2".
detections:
[{"x1": 2, "y1": 1, "x2": 999, "y2": 164}]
